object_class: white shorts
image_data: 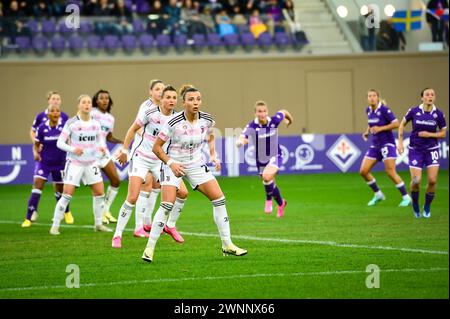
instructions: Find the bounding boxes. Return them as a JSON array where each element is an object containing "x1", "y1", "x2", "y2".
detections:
[
  {"x1": 98, "y1": 153, "x2": 113, "y2": 169},
  {"x1": 160, "y1": 164, "x2": 215, "y2": 190},
  {"x1": 63, "y1": 161, "x2": 103, "y2": 187},
  {"x1": 128, "y1": 154, "x2": 161, "y2": 182}
]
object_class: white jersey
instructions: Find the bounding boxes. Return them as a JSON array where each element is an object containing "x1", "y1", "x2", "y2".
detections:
[
  {"x1": 130, "y1": 98, "x2": 155, "y2": 155},
  {"x1": 158, "y1": 111, "x2": 215, "y2": 169},
  {"x1": 58, "y1": 115, "x2": 104, "y2": 165},
  {"x1": 133, "y1": 105, "x2": 176, "y2": 162},
  {"x1": 91, "y1": 108, "x2": 115, "y2": 148}
]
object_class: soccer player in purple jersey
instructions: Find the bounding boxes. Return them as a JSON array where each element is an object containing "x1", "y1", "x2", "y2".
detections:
[
  {"x1": 359, "y1": 89, "x2": 412, "y2": 207},
  {"x1": 398, "y1": 88, "x2": 447, "y2": 218},
  {"x1": 91, "y1": 90, "x2": 123, "y2": 224},
  {"x1": 26, "y1": 91, "x2": 73, "y2": 225},
  {"x1": 236, "y1": 101, "x2": 293, "y2": 217},
  {"x1": 21, "y1": 104, "x2": 68, "y2": 228}
]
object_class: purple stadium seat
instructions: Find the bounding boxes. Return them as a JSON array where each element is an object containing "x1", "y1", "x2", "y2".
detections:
[
  {"x1": 132, "y1": 19, "x2": 145, "y2": 35},
  {"x1": 27, "y1": 19, "x2": 40, "y2": 35},
  {"x1": 15, "y1": 36, "x2": 31, "y2": 54},
  {"x1": 104, "y1": 35, "x2": 120, "y2": 54},
  {"x1": 32, "y1": 35, "x2": 49, "y2": 55},
  {"x1": 79, "y1": 21, "x2": 93, "y2": 35},
  {"x1": 58, "y1": 20, "x2": 75, "y2": 37},
  {"x1": 223, "y1": 33, "x2": 240, "y2": 52},
  {"x1": 87, "y1": 35, "x2": 103, "y2": 53},
  {"x1": 68, "y1": 34, "x2": 85, "y2": 55},
  {"x1": 139, "y1": 34, "x2": 154, "y2": 54},
  {"x1": 122, "y1": 35, "x2": 137, "y2": 54},
  {"x1": 41, "y1": 19, "x2": 57, "y2": 36},
  {"x1": 257, "y1": 32, "x2": 272, "y2": 52},
  {"x1": 156, "y1": 34, "x2": 171, "y2": 54},
  {"x1": 51, "y1": 35, "x2": 67, "y2": 55},
  {"x1": 173, "y1": 34, "x2": 188, "y2": 53},
  {"x1": 240, "y1": 32, "x2": 256, "y2": 52},
  {"x1": 192, "y1": 34, "x2": 206, "y2": 53},
  {"x1": 236, "y1": 24, "x2": 250, "y2": 35},
  {"x1": 206, "y1": 33, "x2": 222, "y2": 52},
  {"x1": 274, "y1": 31, "x2": 291, "y2": 51}
]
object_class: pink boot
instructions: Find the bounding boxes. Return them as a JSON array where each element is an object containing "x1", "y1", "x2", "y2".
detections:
[
  {"x1": 112, "y1": 236, "x2": 122, "y2": 248},
  {"x1": 134, "y1": 227, "x2": 150, "y2": 238},
  {"x1": 265, "y1": 200, "x2": 273, "y2": 214},
  {"x1": 163, "y1": 226, "x2": 184, "y2": 243},
  {"x1": 277, "y1": 200, "x2": 287, "y2": 218}
]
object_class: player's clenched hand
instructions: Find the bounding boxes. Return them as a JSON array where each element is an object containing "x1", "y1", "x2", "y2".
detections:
[
  {"x1": 74, "y1": 148, "x2": 84, "y2": 156},
  {"x1": 117, "y1": 153, "x2": 128, "y2": 166},
  {"x1": 211, "y1": 158, "x2": 221, "y2": 171},
  {"x1": 397, "y1": 144, "x2": 404, "y2": 155},
  {"x1": 33, "y1": 150, "x2": 41, "y2": 162},
  {"x1": 362, "y1": 132, "x2": 369, "y2": 142},
  {"x1": 170, "y1": 162, "x2": 185, "y2": 177},
  {"x1": 369, "y1": 126, "x2": 381, "y2": 134}
]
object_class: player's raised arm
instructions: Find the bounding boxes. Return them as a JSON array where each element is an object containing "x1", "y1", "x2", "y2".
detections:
[{"x1": 279, "y1": 109, "x2": 293, "y2": 127}]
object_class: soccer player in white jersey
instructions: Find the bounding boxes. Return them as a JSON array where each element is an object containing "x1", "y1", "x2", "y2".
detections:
[
  {"x1": 91, "y1": 90, "x2": 123, "y2": 224},
  {"x1": 49, "y1": 95, "x2": 112, "y2": 235},
  {"x1": 142, "y1": 86, "x2": 247, "y2": 263},
  {"x1": 112, "y1": 86, "x2": 189, "y2": 248},
  {"x1": 131, "y1": 79, "x2": 165, "y2": 235}
]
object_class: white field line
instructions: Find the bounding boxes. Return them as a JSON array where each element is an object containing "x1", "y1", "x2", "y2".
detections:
[
  {"x1": 0, "y1": 220, "x2": 448, "y2": 256},
  {"x1": 0, "y1": 267, "x2": 447, "y2": 292}
]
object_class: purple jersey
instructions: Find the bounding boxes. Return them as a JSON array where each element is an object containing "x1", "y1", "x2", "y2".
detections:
[
  {"x1": 35, "y1": 119, "x2": 67, "y2": 167},
  {"x1": 366, "y1": 103, "x2": 397, "y2": 148},
  {"x1": 32, "y1": 109, "x2": 69, "y2": 132},
  {"x1": 404, "y1": 104, "x2": 447, "y2": 150},
  {"x1": 242, "y1": 111, "x2": 285, "y2": 166}
]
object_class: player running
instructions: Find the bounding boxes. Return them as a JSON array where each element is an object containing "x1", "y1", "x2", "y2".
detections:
[
  {"x1": 112, "y1": 85, "x2": 188, "y2": 248},
  {"x1": 91, "y1": 89, "x2": 123, "y2": 224},
  {"x1": 141, "y1": 86, "x2": 247, "y2": 263},
  {"x1": 49, "y1": 95, "x2": 111, "y2": 235},
  {"x1": 26, "y1": 91, "x2": 74, "y2": 225},
  {"x1": 359, "y1": 89, "x2": 411, "y2": 207},
  {"x1": 398, "y1": 88, "x2": 447, "y2": 218},
  {"x1": 236, "y1": 101, "x2": 293, "y2": 217}
]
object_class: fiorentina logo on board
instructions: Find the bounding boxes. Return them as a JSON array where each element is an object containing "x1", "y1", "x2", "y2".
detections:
[{"x1": 326, "y1": 135, "x2": 361, "y2": 172}]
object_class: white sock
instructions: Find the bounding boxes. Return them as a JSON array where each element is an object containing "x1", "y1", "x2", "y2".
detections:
[
  {"x1": 52, "y1": 194, "x2": 72, "y2": 227},
  {"x1": 166, "y1": 197, "x2": 186, "y2": 228},
  {"x1": 375, "y1": 190, "x2": 384, "y2": 198},
  {"x1": 104, "y1": 186, "x2": 119, "y2": 214},
  {"x1": 93, "y1": 195, "x2": 105, "y2": 226},
  {"x1": 135, "y1": 191, "x2": 150, "y2": 230},
  {"x1": 144, "y1": 189, "x2": 160, "y2": 226},
  {"x1": 114, "y1": 201, "x2": 134, "y2": 237},
  {"x1": 146, "y1": 202, "x2": 173, "y2": 249},
  {"x1": 212, "y1": 197, "x2": 232, "y2": 247}
]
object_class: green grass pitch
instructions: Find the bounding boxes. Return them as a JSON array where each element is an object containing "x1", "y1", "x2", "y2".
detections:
[{"x1": 0, "y1": 171, "x2": 448, "y2": 298}]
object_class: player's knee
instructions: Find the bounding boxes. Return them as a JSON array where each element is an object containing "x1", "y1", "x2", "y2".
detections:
[
  {"x1": 359, "y1": 168, "x2": 369, "y2": 177},
  {"x1": 262, "y1": 174, "x2": 273, "y2": 184},
  {"x1": 177, "y1": 188, "x2": 188, "y2": 199},
  {"x1": 110, "y1": 177, "x2": 120, "y2": 188},
  {"x1": 411, "y1": 176, "x2": 421, "y2": 187},
  {"x1": 427, "y1": 178, "x2": 437, "y2": 188}
]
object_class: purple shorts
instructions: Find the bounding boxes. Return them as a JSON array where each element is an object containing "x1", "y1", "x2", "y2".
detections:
[
  {"x1": 408, "y1": 147, "x2": 440, "y2": 169},
  {"x1": 33, "y1": 161, "x2": 64, "y2": 183},
  {"x1": 365, "y1": 144, "x2": 397, "y2": 162},
  {"x1": 257, "y1": 154, "x2": 283, "y2": 174}
]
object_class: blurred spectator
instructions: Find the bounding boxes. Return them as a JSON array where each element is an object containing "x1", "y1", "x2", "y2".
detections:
[
  {"x1": 33, "y1": 1, "x2": 52, "y2": 19},
  {"x1": 3, "y1": 0, "x2": 30, "y2": 43},
  {"x1": 148, "y1": 0, "x2": 167, "y2": 36},
  {"x1": 112, "y1": 0, "x2": 133, "y2": 36},
  {"x1": 231, "y1": 4, "x2": 247, "y2": 29},
  {"x1": 264, "y1": 0, "x2": 283, "y2": 34},
  {"x1": 181, "y1": 0, "x2": 208, "y2": 38},
  {"x1": 215, "y1": 8, "x2": 236, "y2": 37},
  {"x1": 204, "y1": 0, "x2": 223, "y2": 15},
  {"x1": 358, "y1": 7, "x2": 376, "y2": 51},
  {"x1": 93, "y1": 0, "x2": 114, "y2": 37},
  {"x1": 249, "y1": 8, "x2": 267, "y2": 38},
  {"x1": 282, "y1": 0, "x2": 304, "y2": 40},
  {"x1": 165, "y1": 0, "x2": 183, "y2": 35},
  {"x1": 50, "y1": 0, "x2": 66, "y2": 17},
  {"x1": 376, "y1": 19, "x2": 406, "y2": 51},
  {"x1": 426, "y1": 0, "x2": 449, "y2": 43},
  {"x1": 199, "y1": 5, "x2": 216, "y2": 33}
]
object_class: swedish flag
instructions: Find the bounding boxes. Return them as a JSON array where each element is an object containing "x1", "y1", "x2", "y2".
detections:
[{"x1": 392, "y1": 10, "x2": 422, "y2": 31}]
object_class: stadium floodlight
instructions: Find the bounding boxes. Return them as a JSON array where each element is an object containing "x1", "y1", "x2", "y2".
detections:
[
  {"x1": 337, "y1": 5, "x2": 349, "y2": 18},
  {"x1": 384, "y1": 4, "x2": 396, "y2": 17},
  {"x1": 360, "y1": 5, "x2": 369, "y2": 16}
]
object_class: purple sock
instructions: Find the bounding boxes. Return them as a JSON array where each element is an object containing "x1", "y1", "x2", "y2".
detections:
[
  {"x1": 411, "y1": 191, "x2": 420, "y2": 212},
  {"x1": 55, "y1": 192, "x2": 70, "y2": 213},
  {"x1": 272, "y1": 185, "x2": 284, "y2": 206},
  {"x1": 263, "y1": 182, "x2": 274, "y2": 200},
  {"x1": 26, "y1": 190, "x2": 41, "y2": 220},
  {"x1": 367, "y1": 179, "x2": 380, "y2": 193},
  {"x1": 424, "y1": 193, "x2": 435, "y2": 213},
  {"x1": 396, "y1": 182, "x2": 408, "y2": 196}
]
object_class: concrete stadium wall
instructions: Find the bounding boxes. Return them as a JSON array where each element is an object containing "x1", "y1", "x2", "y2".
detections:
[{"x1": 0, "y1": 52, "x2": 448, "y2": 144}]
